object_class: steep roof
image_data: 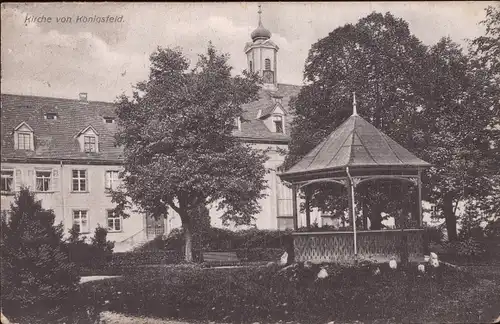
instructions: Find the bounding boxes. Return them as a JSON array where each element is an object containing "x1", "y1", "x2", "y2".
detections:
[
  {"x1": 235, "y1": 83, "x2": 301, "y2": 142},
  {"x1": 284, "y1": 114, "x2": 431, "y2": 176},
  {"x1": 1, "y1": 84, "x2": 301, "y2": 162},
  {"x1": 1, "y1": 93, "x2": 122, "y2": 163}
]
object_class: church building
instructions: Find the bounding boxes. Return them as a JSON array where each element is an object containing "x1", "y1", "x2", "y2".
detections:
[{"x1": 0, "y1": 8, "x2": 322, "y2": 251}]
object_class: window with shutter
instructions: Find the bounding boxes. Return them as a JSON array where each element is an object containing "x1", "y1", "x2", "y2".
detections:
[
  {"x1": 52, "y1": 169, "x2": 59, "y2": 192},
  {"x1": 27, "y1": 169, "x2": 34, "y2": 190},
  {"x1": 15, "y1": 170, "x2": 22, "y2": 191},
  {"x1": 1, "y1": 170, "x2": 14, "y2": 194},
  {"x1": 105, "y1": 170, "x2": 120, "y2": 190}
]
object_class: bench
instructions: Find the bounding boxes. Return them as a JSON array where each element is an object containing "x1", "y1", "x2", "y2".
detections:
[{"x1": 202, "y1": 251, "x2": 240, "y2": 266}]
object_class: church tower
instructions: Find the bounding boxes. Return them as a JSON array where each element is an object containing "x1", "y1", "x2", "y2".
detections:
[{"x1": 244, "y1": 5, "x2": 279, "y2": 90}]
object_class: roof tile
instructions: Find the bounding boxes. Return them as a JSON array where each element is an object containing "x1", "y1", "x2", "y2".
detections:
[
  {"x1": 1, "y1": 84, "x2": 301, "y2": 162},
  {"x1": 284, "y1": 114, "x2": 431, "y2": 175}
]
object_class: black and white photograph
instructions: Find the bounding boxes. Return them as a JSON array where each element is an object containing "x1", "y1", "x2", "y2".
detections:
[{"x1": 1, "y1": 2, "x2": 499, "y2": 323}]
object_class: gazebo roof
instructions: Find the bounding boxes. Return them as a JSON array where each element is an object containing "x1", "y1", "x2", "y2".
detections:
[{"x1": 282, "y1": 113, "x2": 431, "y2": 178}]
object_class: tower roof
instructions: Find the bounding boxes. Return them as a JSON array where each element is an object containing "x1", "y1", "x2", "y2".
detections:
[
  {"x1": 283, "y1": 113, "x2": 431, "y2": 176},
  {"x1": 251, "y1": 5, "x2": 271, "y2": 41}
]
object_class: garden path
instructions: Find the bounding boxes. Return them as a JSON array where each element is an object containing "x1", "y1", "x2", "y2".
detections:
[{"x1": 80, "y1": 276, "x2": 122, "y2": 284}]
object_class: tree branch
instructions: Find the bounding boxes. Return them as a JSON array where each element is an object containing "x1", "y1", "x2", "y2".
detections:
[
  {"x1": 452, "y1": 197, "x2": 461, "y2": 216},
  {"x1": 166, "y1": 198, "x2": 180, "y2": 215}
]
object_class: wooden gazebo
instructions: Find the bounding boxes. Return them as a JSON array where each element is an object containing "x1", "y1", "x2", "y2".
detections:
[{"x1": 279, "y1": 94, "x2": 431, "y2": 263}]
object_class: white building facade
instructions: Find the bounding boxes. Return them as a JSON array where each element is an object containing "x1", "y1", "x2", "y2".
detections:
[{"x1": 1, "y1": 11, "x2": 326, "y2": 251}]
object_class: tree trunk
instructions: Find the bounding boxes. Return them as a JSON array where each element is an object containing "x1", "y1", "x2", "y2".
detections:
[
  {"x1": 443, "y1": 192, "x2": 458, "y2": 241},
  {"x1": 179, "y1": 209, "x2": 193, "y2": 263},
  {"x1": 184, "y1": 223, "x2": 193, "y2": 262}
]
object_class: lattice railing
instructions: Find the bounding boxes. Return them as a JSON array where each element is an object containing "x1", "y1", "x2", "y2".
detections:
[{"x1": 293, "y1": 229, "x2": 424, "y2": 263}]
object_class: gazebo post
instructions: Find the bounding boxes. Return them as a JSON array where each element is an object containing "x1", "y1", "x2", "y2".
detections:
[
  {"x1": 292, "y1": 184, "x2": 298, "y2": 230},
  {"x1": 417, "y1": 169, "x2": 423, "y2": 227},
  {"x1": 346, "y1": 167, "x2": 357, "y2": 256},
  {"x1": 305, "y1": 186, "x2": 311, "y2": 228}
]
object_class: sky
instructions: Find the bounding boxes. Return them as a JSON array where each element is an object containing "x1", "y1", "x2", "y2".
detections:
[{"x1": 1, "y1": 2, "x2": 493, "y2": 102}]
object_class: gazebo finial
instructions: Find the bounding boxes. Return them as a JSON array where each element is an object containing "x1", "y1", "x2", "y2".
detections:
[{"x1": 352, "y1": 92, "x2": 358, "y2": 116}]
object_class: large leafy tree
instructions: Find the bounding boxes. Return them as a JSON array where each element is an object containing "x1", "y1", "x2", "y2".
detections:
[
  {"x1": 468, "y1": 5, "x2": 500, "y2": 224},
  {"x1": 417, "y1": 5, "x2": 499, "y2": 240},
  {"x1": 285, "y1": 12, "x2": 429, "y2": 228},
  {"x1": 416, "y1": 37, "x2": 496, "y2": 241},
  {"x1": 472, "y1": 5, "x2": 500, "y2": 77},
  {"x1": 286, "y1": 10, "x2": 499, "y2": 239},
  {"x1": 113, "y1": 44, "x2": 268, "y2": 262}
]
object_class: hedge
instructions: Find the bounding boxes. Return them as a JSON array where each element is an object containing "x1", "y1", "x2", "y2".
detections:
[
  {"x1": 137, "y1": 227, "x2": 293, "y2": 253},
  {"x1": 111, "y1": 250, "x2": 187, "y2": 266},
  {"x1": 106, "y1": 247, "x2": 285, "y2": 267}
]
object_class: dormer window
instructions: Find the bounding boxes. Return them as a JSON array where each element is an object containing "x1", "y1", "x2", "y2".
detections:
[
  {"x1": 273, "y1": 115, "x2": 284, "y2": 133},
  {"x1": 76, "y1": 125, "x2": 99, "y2": 153},
  {"x1": 45, "y1": 113, "x2": 58, "y2": 120},
  {"x1": 13, "y1": 122, "x2": 34, "y2": 151},
  {"x1": 84, "y1": 136, "x2": 97, "y2": 152},
  {"x1": 233, "y1": 117, "x2": 242, "y2": 131},
  {"x1": 17, "y1": 133, "x2": 32, "y2": 150},
  {"x1": 103, "y1": 117, "x2": 115, "y2": 124}
]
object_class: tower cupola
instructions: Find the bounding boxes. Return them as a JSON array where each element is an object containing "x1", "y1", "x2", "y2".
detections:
[
  {"x1": 251, "y1": 5, "x2": 271, "y2": 41},
  {"x1": 244, "y1": 4, "x2": 279, "y2": 89}
]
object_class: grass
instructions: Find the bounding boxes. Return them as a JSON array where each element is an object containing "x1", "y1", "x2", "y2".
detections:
[{"x1": 78, "y1": 261, "x2": 499, "y2": 324}]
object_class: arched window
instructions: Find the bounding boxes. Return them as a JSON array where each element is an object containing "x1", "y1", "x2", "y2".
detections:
[
  {"x1": 265, "y1": 58, "x2": 271, "y2": 70},
  {"x1": 249, "y1": 61, "x2": 253, "y2": 73}
]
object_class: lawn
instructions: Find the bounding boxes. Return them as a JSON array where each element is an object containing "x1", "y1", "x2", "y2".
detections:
[{"x1": 79, "y1": 261, "x2": 500, "y2": 324}]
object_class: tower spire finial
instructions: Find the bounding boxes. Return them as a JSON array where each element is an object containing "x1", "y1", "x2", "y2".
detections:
[
  {"x1": 258, "y1": 4, "x2": 262, "y2": 25},
  {"x1": 352, "y1": 92, "x2": 358, "y2": 116}
]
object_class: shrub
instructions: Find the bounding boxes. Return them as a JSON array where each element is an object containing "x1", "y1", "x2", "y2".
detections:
[
  {"x1": 424, "y1": 225, "x2": 444, "y2": 244},
  {"x1": 90, "y1": 226, "x2": 114, "y2": 268},
  {"x1": 136, "y1": 234, "x2": 167, "y2": 252},
  {"x1": 67, "y1": 225, "x2": 114, "y2": 270},
  {"x1": 67, "y1": 225, "x2": 93, "y2": 269},
  {"x1": 0, "y1": 188, "x2": 80, "y2": 319},
  {"x1": 235, "y1": 228, "x2": 292, "y2": 249},
  {"x1": 459, "y1": 221, "x2": 485, "y2": 241},
  {"x1": 484, "y1": 218, "x2": 500, "y2": 240},
  {"x1": 443, "y1": 238, "x2": 486, "y2": 259}
]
